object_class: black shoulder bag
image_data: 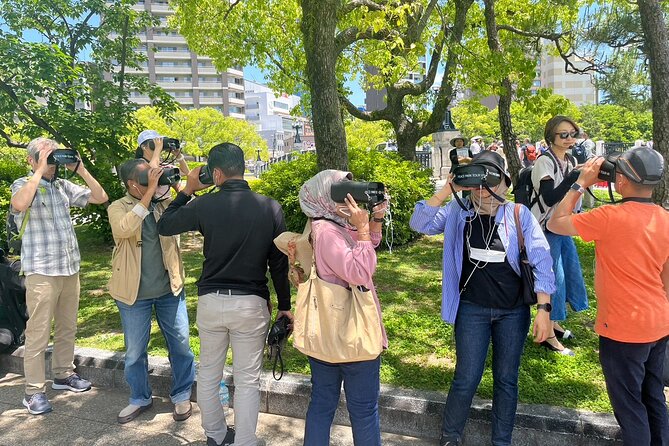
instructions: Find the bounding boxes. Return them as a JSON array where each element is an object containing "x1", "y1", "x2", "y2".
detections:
[{"x1": 514, "y1": 204, "x2": 538, "y2": 305}]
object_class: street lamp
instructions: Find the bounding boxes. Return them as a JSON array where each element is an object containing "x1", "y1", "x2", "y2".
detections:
[{"x1": 256, "y1": 148, "x2": 262, "y2": 162}]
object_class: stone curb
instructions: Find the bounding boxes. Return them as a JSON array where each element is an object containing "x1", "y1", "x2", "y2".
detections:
[{"x1": 0, "y1": 346, "x2": 622, "y2": 445}]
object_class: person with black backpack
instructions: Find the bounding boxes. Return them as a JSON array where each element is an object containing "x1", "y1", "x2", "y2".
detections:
[{"x1": 529, "y1": 116, "x2": 589, "y2": 356}]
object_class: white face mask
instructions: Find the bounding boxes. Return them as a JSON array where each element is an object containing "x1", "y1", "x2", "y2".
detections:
[{"x1": 469, "y1": 246, "x2": 506, "y2": 263}]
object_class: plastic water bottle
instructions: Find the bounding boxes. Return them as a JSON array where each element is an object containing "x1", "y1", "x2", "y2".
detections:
[{"x1": 219, "y1": 380, "x2": 230, "y2": 415}]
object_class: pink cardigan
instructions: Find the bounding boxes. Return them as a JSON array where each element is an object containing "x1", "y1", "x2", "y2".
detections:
[{"x1": 311, "y1": 219, "x2": 388, "y2": 349}]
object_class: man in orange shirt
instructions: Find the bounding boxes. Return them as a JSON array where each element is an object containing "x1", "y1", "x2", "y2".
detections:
[{"x1": 548, "y1": 147, "x2": 669, "y2": 446}]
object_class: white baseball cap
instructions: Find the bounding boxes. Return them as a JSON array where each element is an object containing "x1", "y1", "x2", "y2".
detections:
[{"x1": 137, "y1": 130, "x2": 163, "y2": 146}]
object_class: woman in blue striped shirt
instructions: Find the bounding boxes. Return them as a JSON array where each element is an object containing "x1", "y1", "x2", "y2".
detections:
[{"x1": 410, "y1": 151, "x2": 555, "y2": 446}]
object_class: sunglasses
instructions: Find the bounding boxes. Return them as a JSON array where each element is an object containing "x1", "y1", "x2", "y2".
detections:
[{"x1": 554, "y1": 130, "x2": 580, "y2": 139}]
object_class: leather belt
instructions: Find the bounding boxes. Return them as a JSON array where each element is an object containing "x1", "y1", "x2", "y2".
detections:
[{"x1": 216, "y1": 289, "x2": 250, "y2": 296}]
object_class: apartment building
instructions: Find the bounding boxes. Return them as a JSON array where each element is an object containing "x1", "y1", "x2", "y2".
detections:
[
  {"x1": 364, "y1": 57, "x2": 427, "y2": 112},
  {"x1": 123, "y1": 0, "x2": 245, "y2": 118},
  {"x1": 533, "y1": 54, "x2": 597, "y2": 105}
]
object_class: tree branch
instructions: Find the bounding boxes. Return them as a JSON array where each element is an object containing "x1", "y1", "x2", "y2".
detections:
[
  {"x1": 0, "y1": 128, "x2": 27, "y2": 148},
  {"x1": 335, "y1": 26, "x2": 394, "y2": 53},
  {"x1": 341, "y1": 0, "x2": 386, "y2": 15},
  {"x1": 222, "y1": 0, "x2": 242, "y2": 21},
  {"x1": 0, "y1": 79, "x2": 72, "y2": 147},
  {"x1": 339, "y1": 92, "x2": 389, "y2": 122}
]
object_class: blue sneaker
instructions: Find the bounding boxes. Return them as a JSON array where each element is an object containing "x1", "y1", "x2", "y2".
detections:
[
  {"x1": 23, "y1": 392, "x2": 53, "y2": 415},
  {"x1": 51, "y1": 373, "x2": 91, "y2": 392}
]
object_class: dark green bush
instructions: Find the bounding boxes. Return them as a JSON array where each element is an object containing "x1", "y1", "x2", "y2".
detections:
[{"x1": 251, "y1": 148, "x2": 434, "y2": 246}]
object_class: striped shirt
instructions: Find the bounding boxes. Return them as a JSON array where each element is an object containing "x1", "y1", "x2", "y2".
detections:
[
  {"x1": 410, "y1": 200, "x2": 556, "y2": 324},
  {"x1": 10, "y1": 176, "x2": 91, "y2": 276}
]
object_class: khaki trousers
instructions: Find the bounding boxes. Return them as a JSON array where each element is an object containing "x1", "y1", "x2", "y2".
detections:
[{"x1": 23, "y1": 273, "x2": 80, "y2": 394}]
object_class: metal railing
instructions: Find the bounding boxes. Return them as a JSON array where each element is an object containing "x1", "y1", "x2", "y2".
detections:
[
  {"x1": 254, "y1": 153, "x2": 297, "y2": 176},
  {"x1": 415, "y1": 150, "x2": 432, "y2": 169},
  {"x1": 602, "y1": 142, "x2": 638, "y2": 154}
]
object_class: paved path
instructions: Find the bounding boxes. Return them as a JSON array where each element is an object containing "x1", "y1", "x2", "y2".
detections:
[{"x1": 0, "y1": 373, "x2": 435, "y2": 446}]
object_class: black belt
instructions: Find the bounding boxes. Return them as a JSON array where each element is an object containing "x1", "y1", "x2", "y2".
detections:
[{"x1": 216, "y1": 289, "x2": 251, "y2": 296}]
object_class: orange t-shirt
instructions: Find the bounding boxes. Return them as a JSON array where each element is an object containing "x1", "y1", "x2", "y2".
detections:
[{"x1": 573, "y1": 202, "x2": 669, "y2": 343}]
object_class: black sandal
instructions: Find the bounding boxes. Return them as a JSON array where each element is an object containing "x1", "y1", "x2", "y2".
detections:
[
  {"x1": 554, "y1": 327, "x2": 575, "y2": 340},
  {"x1": 540, "y1": 336, "x2": 575, "y2": 356}
]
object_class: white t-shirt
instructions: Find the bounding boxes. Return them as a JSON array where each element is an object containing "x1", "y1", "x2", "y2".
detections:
[{"x1": 530, "y1": 152, "x2": 577, "y2": 225}]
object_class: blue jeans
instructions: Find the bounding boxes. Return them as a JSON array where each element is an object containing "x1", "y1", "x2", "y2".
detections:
[
  {"x1": 441, "y1": 301, "x2": 531, "y2": 446},
  {"x1": 304, "y1": 356, "x2": 381, "y2": 446},
  {"x1": 544, "y1": 232, "x2": 589, "y2": 321},
  {"x1": 116, "y1": 290, "x2": 195, "y2": 406},
  {"x1": 600, "y1": 336, "x2": 669, "y2": 446}
]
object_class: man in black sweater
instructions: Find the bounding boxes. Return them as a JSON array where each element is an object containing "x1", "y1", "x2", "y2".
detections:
[{"x1": 158, "y1": 142, "x2": 292, "y2": 446}]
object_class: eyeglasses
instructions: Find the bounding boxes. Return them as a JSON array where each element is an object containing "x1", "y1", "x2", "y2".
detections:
[{"x1": 555, "y1": 130, "x2": 579, "y2": 139}]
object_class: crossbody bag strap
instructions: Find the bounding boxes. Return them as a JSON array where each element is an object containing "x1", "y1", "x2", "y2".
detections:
[
  {"x1": 514, "y1": 204, "x2": 525, "y2": 252},
  {"x1": 17, "y1": 207, "x2": 31, "y2": 240}
]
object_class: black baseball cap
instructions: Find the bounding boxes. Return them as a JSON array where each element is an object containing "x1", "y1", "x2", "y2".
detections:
[
  {"x1": 470, "y1": 150, "x2": 511, "y2": 186},
  {"x1": 617, "y1": 147, "x2": 664, "y2": 185}
]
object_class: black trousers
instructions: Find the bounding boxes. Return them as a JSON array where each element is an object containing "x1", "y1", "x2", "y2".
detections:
[{"x1": 599, "y1": 335, "x2": 669, "y2": 446}]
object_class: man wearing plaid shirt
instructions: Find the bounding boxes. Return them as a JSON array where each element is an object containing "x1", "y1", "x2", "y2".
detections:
[{"x1": 10, "y1": 137, "x2": 108, "y2": 415}]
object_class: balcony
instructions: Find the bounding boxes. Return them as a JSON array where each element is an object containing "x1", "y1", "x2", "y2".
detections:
[
  {"x1": 150, "y1": 3, "x2": 172, "y2": 13},
  {"x1": 154, "y1": 51, "x2": 192, "y2": 59},
  {"x1": 229, "y1": 112, "x2": 246, "y2": 120},
  {"x1": 228, "y1": 81, "x2": 244, "y2": 91},
  {"x1": 156, "y1": 81, "x2": 193, "y2": 89},
  {"x1": 229, "y1": 96, "x2": 245, "y2": 106},
  {"x1": 154, "y1": 66, "x2": 193, "y2": 74},
  {"x1": 199, "y1": 97, "x2": 225, "y2": 105}
]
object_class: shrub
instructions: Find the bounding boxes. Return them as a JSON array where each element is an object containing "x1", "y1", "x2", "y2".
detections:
[
  {"x1": 0, "y1": 147, "x2": 29, "y2": 248},
  {"x1": 251, "y1": 148, "x2": 434, "y2": 246}
]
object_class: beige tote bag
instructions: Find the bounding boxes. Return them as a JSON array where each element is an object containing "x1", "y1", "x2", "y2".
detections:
[{"x1": 292, "y1": 231, "x2": 383, "y2": 363}]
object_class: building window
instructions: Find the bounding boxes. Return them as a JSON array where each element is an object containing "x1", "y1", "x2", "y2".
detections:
[
  {"x1": 200, "y1": 91, "x2": 222, "y2": 98},
  {"x1": 199, "y1": 76, "x2": 220, "y2": 83},
  {"x1": 532, "y1": 80, "x2": 541, "y2": 87},
  {"x1": 197, "y1": 61, "x2": 214, "y2": 68},
  {"x1": 273, "y1": 101, "x2": 289, "y2": 110},
  {"x1": 229, "y1": 106, "x2": 244, "y2": 114},
  {"x1": 233, "y1": 77, "x2": 244, "y2": 85},
  {"x1": 229, "y1": 92, "x2": 244, "y2": 100}
]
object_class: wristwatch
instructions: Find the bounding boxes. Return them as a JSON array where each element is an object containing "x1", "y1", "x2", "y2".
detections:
[
  {"x1": 536, "y1": 303, "x2": 552, "y2": 313},
  {"x1": 570, "y1": 183, "x2": 585, "y2": 195}
]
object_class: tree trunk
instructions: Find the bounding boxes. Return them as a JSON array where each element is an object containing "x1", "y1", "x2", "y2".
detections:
[
  {"x1": 638, "y1": 0, "x2": 669, "y2": 208},
  {"x1": 482, "y1": 0, "x2": 521, "y2": 182},
  {"x1": 301, "y1": 0, "x2": 349, "y2": 171},
  {"x1": 394, "y1": 119, "x2": 420, "y2": 161}
]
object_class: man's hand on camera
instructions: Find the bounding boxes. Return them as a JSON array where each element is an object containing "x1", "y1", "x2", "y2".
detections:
[
  {"x1": 276, "y1": 310, "x2": 295, "y2": 332},
  {"x1": 577, "y1": 156, "x2": 605, "y2": 188},
  {"x1": 64, "y1": 150, "x2": 83, "y2": 173},
  {"x1": 35, "y1": 146, "x2": 54, "y2": 175},
  {"x1": 182, "y1": 166, "x2": 207, "y2": 196},
  {"x1": 146, "y1": 167, "x2": 163, "y2": 195}
]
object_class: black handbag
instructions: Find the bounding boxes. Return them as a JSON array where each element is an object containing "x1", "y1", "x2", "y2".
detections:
[{"x1": 514, "y1": 204, "x2": 538, "y2": 305}]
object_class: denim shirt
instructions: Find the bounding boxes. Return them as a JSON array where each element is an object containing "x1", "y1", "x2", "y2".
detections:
[{"x1": 410, "y1": 199, "x2": 556, "y2": 324}]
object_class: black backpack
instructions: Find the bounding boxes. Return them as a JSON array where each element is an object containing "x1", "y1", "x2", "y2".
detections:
[
  {"x1": 5, "y1": 208, "x2": 30, "y2": 257},
  {"x1": 513, "y1": 153, "x2": 575, "y2": 210},
  {"x1": 0, "y1": 253, "x2": 27, "y2": 352}
]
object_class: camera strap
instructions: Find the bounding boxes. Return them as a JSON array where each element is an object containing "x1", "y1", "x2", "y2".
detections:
[{"x1": 267, "y1": 342, "x2": 285, "y2": 380}]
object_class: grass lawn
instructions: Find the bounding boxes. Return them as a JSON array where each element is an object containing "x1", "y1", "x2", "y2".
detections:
[{"x1": 74, "y1": 223, "x2": 611, "y2": 413}]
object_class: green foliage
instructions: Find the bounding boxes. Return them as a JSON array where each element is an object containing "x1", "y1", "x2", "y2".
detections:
[
  {"x1": 579, "y1": 104, "x2": 653, "y2": 142},
  {"x1": 0, "y1": 0, "x2": 178, "y2": 241},
  {"x1": 134, "y1": 107, "x2": 269, "y2": 160},
  {"x1": 0, "y1": 145, "x2": 29, "y2": 246},
  {"x1": 345, "y1": 119, "x2": 394, "y2": 151},
  {"x1": 451, "y1": 91, "x2": 582, "y2": 143},
  {"x1": 251, "y1": 149, "x2": 434, "y2": 246}
]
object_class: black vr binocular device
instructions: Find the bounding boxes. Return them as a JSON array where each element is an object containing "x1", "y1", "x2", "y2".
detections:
[
  {"x1": 452, "y1": 164, "x2": 502, "y2": 187},
  {"x1": 144, "y1": 137, "x2": 181, "y2": 152},
  {"x1": 198, "y1": 165, "x2": 214, "y2": 185},
  {"x1": 331, "y1": 181, "x2": 386, "y2": 205},
  {"x1": 34, "y1": 148, "x2": 80, "y2": 165},
  {"x1": 598, "y1": 152, "x2": 621, "y2": 183},
  {"x1": 138, "y1": 166, "x2": 181, "y2": 186}
]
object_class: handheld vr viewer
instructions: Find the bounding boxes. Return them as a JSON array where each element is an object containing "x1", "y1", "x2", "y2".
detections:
[
  {"x1": 198, "y1": 165, "x2": 213, "y2": 185},
  {"x1": 34, "y1": 148, "x2": 80, "y2": 165},
  {"x1": 452, "y1": 164, "x2": 502, "y2": 187},
  {"x1": 597, "y1": 152, "x2": 621, "y2": 183},
  {"x1": 138, "y1": 166, "x2": 181, "y2": 186},
  {"x1": 143, "y1": 137, "x2": 181, "y2": 152},
  {"x1": 331, "y1": 181, "x2": 385, "y2": 205}
]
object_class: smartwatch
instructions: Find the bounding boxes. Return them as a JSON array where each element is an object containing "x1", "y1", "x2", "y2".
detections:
[
  {"x1": 536, "y1": 303, "x2": 552, "y2": 313},
  {"x1": 570, "y1": 183, "x2": 585, "y2": 195}
]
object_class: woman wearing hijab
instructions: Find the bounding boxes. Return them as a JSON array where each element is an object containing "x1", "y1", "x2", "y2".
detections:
[
  {"x1": 410, "y1": 151, "x2": 555, "y2": 446},
  {"x1": 297, "y1": 170, "x2": 388, "y2": 446}
]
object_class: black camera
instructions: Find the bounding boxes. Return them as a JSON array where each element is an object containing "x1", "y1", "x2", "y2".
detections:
[
  {"x1": 452, "y1": 164, "x2": 501, "y2": 187},
  {"x1": 198, "y1": 165, "x2": 213, "y2": 185},
  {"x1": 598, "y1": 152, "x2": 621, "y2": 182},
  {"x1": 34, "y1": 148, "x2": 80, "y2": 165},
  {"x1": 330, "y1": 181, "x2": 385, "y2": 205},
  {"x1": 138, "y1": 166, "x2": 181, "y2": 186},
  {"x1": 163, "y1": 137, "x2": 181, "y2": 152},
  {"x1": 267, "y1": 316, "x2": 291, "y2": 348}
]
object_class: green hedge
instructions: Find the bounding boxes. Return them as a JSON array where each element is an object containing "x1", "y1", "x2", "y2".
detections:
[
  {"x1": 0, "y1": 147, "x2": 29, "y2": 249},
  {"x1": 251, "y1": 148, "x2": 434, "y2": 246}
]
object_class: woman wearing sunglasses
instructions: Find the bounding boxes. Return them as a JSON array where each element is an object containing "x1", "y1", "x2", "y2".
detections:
[{"x1": 529, "y1": 115, "x2": 589, "y2": 356}]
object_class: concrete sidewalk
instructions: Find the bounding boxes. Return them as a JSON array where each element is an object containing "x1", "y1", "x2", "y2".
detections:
[{"x1": 0, "y1": 372, "x2": 431, "y2": 446}]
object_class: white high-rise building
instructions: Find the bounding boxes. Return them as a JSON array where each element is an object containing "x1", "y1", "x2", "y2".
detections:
[
  {"x1": 245, "y1": 81, "x2": 303, "y2": 156},
  {"x1": 120, "y1": 0, "x2": 245, "y2": 118},
  {"x1": 532, "y1": 54, "x2": 597, "y2": 105}
]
